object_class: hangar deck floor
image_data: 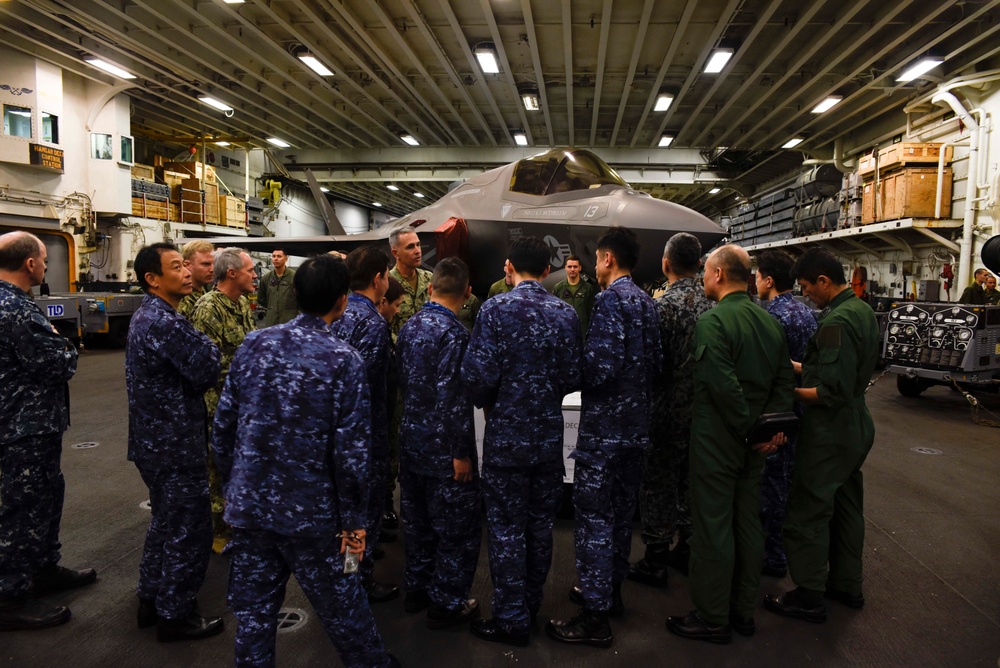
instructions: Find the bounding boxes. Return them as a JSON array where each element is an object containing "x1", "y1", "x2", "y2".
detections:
[{"x1": 3, "y1": 348, "x2": 999, "y2": 667}]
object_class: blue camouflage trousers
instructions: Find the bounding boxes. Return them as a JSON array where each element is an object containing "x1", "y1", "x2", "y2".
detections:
[
  {"x1": 228, "y1": 528, "x2": 390, "y2": 668},
  {"x1": 400, "y1": 468, "x2": 481, "y2": 609},
  {"x1": 760, "y1": 437, "x2": 796, "y2": 570},
  {"x1": 573, "y1": 449, "x2": 643, "y2": 612},
  {"x1": 0, "y1": 434, "x2": 64, "y2": 597},
  {"x1": 482, "y1": 461, "x2": 563, "y2": 634},
  {"x1": 360, "y1": 456, "x2": 389, "y2": 587},
  {"x1": 136, "y1": 465, "x2": 212, "y2": 620}
]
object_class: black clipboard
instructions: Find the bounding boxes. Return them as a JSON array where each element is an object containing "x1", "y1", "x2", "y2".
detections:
[{"x1": 746, "y1": 412, "x2": 799, "y2": 445}]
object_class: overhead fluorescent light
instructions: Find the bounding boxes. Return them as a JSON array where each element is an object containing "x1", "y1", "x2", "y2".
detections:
[
  {"x1": 658, "y1": 134, "x2": 674, "y2": 147},
  {"x1": 413, "y1": 192, "x2": 425, "y2": 198},
  {"x1": 475, "y1": 43, "x2": 500, "y2": 74},
  {"x1": 811, "y1": 96, "x2": 842, "y2": 114},
  {"x1": 85, "y1": 57, "x2": 135, "y2": 79},
  {"x1": 399, "y1": 134, "x2": 419, "y2": 146},
  {"x1": 199, "y1": 96, "x2": 233, "y2": 112},
  {"x1": 897, "y1": 58, "x2": 944, "y2": 83},
  {"x1": 654, "y1": 92, "x2": 674, "y2": 112},
  {"x1": 514, "y1": 132, "x2": 528, "y2": 146},
  {"x1": 266, "y1": 137, "x2": 291, "y2": 148},
  {"x1": 521, "y1": 92, "x2": 540, "y2": 111},
  {"x1": 372, "y1": 202, "x2": 383, "y2": 207},
  {"x1": 215, "y1": 141, "x2": 231, "y2": 146},
  {"x1": 386, "y1": 184, "x2": 399, "y2": 191},
  {"x1": 320, "y1": 187, "x2": 330, "y2": 193},
  {"x1": 298, "y1": 53, "x2": 334, "y2": 77},
  {"x1": 709, "y1": 187, "x2": 721, "y2": 194},
  {"x1": 703, "y1": 48, "x2": 734, "y2": 74},
  {"x1": 222, "y1": 0, "x2": 245, "y2": 3},
  {"x1": 782, "y1": 137, "x2": 804, "y2": 149}
]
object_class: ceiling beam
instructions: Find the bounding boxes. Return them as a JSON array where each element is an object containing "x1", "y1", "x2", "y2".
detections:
[
  {"x1": 588, "y1": 0, "x2": 613, "y2": 148},
  {"x1": 522, "y1": 0, "x2": 555, "y2": 147},
  {"x1": 479, "y1": 0, "x2": 533, "y2": 146},
  {"x1": 609, "y1": 0, "x2": 654, "y2": 147},
  {"x1": 562, "y1": 0, "x2": 574, "y2": 144}
]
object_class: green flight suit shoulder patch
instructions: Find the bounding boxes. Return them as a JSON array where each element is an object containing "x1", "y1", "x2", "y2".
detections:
[{"x1": 817, "y1": 322, "x2": 842, "y2": 349}]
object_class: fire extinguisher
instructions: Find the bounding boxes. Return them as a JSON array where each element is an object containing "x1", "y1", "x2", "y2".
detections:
[{"x1": 941, "y1": 263, "x2": 954, "y2": 300}]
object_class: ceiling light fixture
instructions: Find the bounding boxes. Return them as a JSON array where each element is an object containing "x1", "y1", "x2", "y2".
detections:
[
  {"x1": 386, "y1": 184, "x2": 399, "y2": 191},
  {"x1": 658, "y1": 134, "x2": 674, "y2": 147},
  {"x1": 514, "y1": 132, "x2": 528, "y2": 146},
  {"x1": 782, "y1": 137, "x2": 804, "y2": 149},
  {"x1": 703, "y1": 48, "x2": 734, "y2": 74},
  {"x1": 85, "y1": 57, "x2": 135, "y2": 79},
  {"x1": 215, "y1": 141, "x2": 231, "y2": 146},
  {"x1": 413, "y1": 192, "x2": 425, "y2": 198},
  {"x1": 372, "y1": 202, "x2": 383, "y2": 207},
  {"x1": 199, "y1": 96, "x2": 233, "y2": 112},
  {"x1": 222, "y1": 0, "x2": 245, "y2": 4},
  {"x1": 320, "y1": 187, "x2": 330, "y2": 193},
  {"x1": 897, "y1": 57, "x2": 944, "y2": 83},
  {"x1": 266, "y1": 137, "x2": 291, "y2": 148},
  {"x1": 709, "y1": 187, "x2": 721, "y2": 194},
  {"x1": 521, "y1": 90, "x2": 540, "y2": 111},
  {"x1": 399, "y1": 133, "x2": 419, "y2": 146},
  {"x1": 298, "y1": 53, "x2": 334, "y2": 77},
  {"x1": 811, "y1": 96, "x2": 842, "y2": 114},
  {"x1": 475, "y1": 43, "x2": 500, "y2": 74},
  {"x1": 654, "y1": 91, "x2": 674, "y2": 112}
]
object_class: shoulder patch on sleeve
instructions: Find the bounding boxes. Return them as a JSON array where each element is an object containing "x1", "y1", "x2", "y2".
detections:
[{"x1": 817, "y1": 323, "x2": 842, "y2": 348}]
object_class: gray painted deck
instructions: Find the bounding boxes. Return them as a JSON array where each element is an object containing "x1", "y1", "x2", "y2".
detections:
[{"x1": 3, "y1": 348, "x2": 998, "y2": 667}]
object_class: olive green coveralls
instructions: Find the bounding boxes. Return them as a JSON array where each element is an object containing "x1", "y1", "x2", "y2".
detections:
[
  {"x1": 783, "y1": 288, "x2": 879, "y2": 596},
  {"x1": 689, "y1": 292, "x2": 795, "y2": 624}
]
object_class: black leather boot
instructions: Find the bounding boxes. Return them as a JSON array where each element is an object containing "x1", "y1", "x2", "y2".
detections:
[
  {"x1": 627, "y1": 544, "x2": 670, "y2": 587},
  {"x1": 0, "y1": 594, "x2": 71, "y2": 631},
  {"x1": 31, "y1": 565, "x2": 97, "y2": 595},
  {"x1": 157, "y1": 610, "x2": 225, "y2": 642},
  {"x1": 545, "y1": 609, "x2": 613, "y2": 648},
  {"x1": 568, "y1": 584, "x2": 624, "y2": 617}
]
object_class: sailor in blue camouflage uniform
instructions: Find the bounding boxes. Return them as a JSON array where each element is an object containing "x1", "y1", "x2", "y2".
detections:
[
  {"x1": 462, "y1": 236, "x2": 582, "y2": 647},
  {"x1": 630, "y1": 233, "x2": 712, "y2": 589},
  {"x1": 330, "y1": 246, "x2": 399, "y2": 603},
  {"x1": 548, "y1": 226, "x2": 662, "y2": 648},
  {"x1": 213, "y1": 254, "x2": 397, "y2": 668},
  {"x1": 397, "y1": 258, "x2": 482, "y2": 628},
  {"x1": 0, "y1": 231, "x2": 95, "y2": 632},
  {"x1": 125, "y1": 243, "x2": 225, "y2": 642},
  {"x1": 755, "y1": 250, "x2": 817, "y2": 578}
]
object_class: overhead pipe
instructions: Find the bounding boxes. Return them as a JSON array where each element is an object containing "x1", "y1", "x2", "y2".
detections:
[
  {"x1": 801, "y1": 138, "x2": 853, "y2": 174},
  {"x1": 931, "y1": 91, "x2": 979, "y2": 291}
]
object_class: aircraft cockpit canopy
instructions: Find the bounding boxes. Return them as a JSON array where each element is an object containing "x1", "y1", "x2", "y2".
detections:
[{"x1": 509, "y1": 148, "x2": 628, "y2": 196}]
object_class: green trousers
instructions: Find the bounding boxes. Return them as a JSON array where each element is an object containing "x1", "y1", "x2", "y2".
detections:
[
  {"x1": 688, "y1": 436, "x2": 767, "y2": 625},
  {"x1": 783, "y1": 429, "x2": 872, "y2": 595}
]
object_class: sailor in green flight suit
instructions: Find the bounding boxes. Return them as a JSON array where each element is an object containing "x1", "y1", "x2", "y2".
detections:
[
  {"x1": 666, "y1": 245, "x2": 794, "y2": 644},
  {"x1": 764, "y1": 248, "x2": 879, "y2": 623}
]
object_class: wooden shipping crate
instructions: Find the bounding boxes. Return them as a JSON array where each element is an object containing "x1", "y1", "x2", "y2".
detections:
[
  {"x1": 881, "y1": 167, "x2": 953, "y2": 220},
  {"x1": 131, "y1": 196, "x2": 168, "y2": 220},
  {"x1": 163, "y1": 161, "x2": 217, "y2": 185},
  {"x1": 204, "y1": 183, "x2": 220, "y2": 225},
  {"x1": 861, "y1": 181, "x2": 877, "y2": 224},
  {"x1": 858, "y1": 153, "x2": 877, "y2": 178},
  {"x1": 157, "y1": 169, "x2": 189, "y2": 195},
  {"x1": 131, "y1": 163, "x2": 155, "y2": 182},
  {"x1": 877, "y1": 142, "x2": 953, "y2": 172},
  {"x1": 169, "y1": 202, "x2": 181, "y2": 222},
  {"x1": 219, "y1": 195, "x2": 247, "y2": 228},
  {"x1": 180, "y1": 178, "x2": 205, "y2": 222}
]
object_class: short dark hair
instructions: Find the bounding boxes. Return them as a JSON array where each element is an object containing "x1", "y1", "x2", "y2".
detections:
[
  {"x1": 508, "y1": 236, "x2": 551, "y2": 277},
  {"x1": 0, "y1": 231, "x2": 42, "y2": 272},
  {"x1": 596, "y1": 226, "x2": 640, "y2": 271},
  {"x1": 346, "y1": 245, "x2": 390, "y2": 292},
  {"x1": 974, "y1": 267, "x2": 988, "y2": 279},
  {"x1": 384, "y1": 275, "x2": 404, "y2": 303},
  {"x1": 792, "y1": 248, "x2": 847, "y2": 285},
  {"x1": 294, "y1": 254, "x2": 349, "y2": 316},
  {"x1": 431, "y1": 257, "x2": 470, "y2": 297},
  {"x1": 757, "y1": 250, "x2": 796, "y2": 292},
  {"x1": 712, "y1": 245, "x2": 751, "y2": 284},
  {"x1": 272, "y1": 248, "x2": 287, "y2": 256},
  {"x1": 134, "y1": 242, "x2": 180, "y2": 291},
  {"x1": 565, "y1": 254, "x2": 581, "y2": 264},
  {"x1": 663, "y1": 233, "x2": 702, "y2": 275}
]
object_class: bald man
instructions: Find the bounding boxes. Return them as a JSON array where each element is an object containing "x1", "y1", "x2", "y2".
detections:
[
  {"x1": 0, "y1": 231, "x2": 94, "y2": 631},
  {"x1": 666, "y1": 245, "x2": 794, "y2": 644}
]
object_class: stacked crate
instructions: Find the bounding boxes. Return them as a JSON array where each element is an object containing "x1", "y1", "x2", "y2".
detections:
[
  {"x1": 219, "y1": 195, "x2": 247, "y2": 228},
  {"x1": 858, "y1": 143, "x2": 953, "y2": 224},
  {"x1": 180, "y1": 178, "x2": 206, "y2": 223},
  {"x1": 130, "y1": 179, "x2": 170, "y2": 220}
]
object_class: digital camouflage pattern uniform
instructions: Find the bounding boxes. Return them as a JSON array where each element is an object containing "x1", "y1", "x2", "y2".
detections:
[
  {"x1": 257, "y1": 268, "x2": 297, "y2": 327},
  {"x1": 783, "y1": 289, "x2": 878, "y2": 598},
  {"x1": 191, "y1": 290, "x2": 255, "y2": 528},
  {"x1": 388, "y1": 266, "x2": 431, "y2": 337},
  {"x1": 0, "y1": 279, "x2": 78, "y2": 599},
  {"x1": 688, "y1": 292, "x2": 795, "y2": 625},
  {"x1": 213, "y1": 314, "x2": 391, "y2": 668},
  {"x1": 126, "y1": 294, "x2": 221, "y2": 621},
  {"x1": 330, "y1": 294, "x2": 392, "y2": 588},
  {"x1": 760, "y1": 292, "x2": 817, "y2": 573},
  {"x1": 397, "y1": 302, "x2": 481, "y2": 610},
  {"x1": 462, "y1": 280, "x2": 582, "y2": 635},
  {"x1": 177, "y1": 284, "x2": 208, "y2": 321},
  {"x1": 641, "y1": 277, "x2": 712, "y2": 552},
  {"x1": 575, "y1": 276, "x2": 662, "y2": 612},
  {"x1": 551, "y1": 276, "x2": 598, "y2": 339}
]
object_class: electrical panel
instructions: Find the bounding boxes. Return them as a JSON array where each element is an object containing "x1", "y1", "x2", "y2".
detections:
[{"x1": 883, "y1": 302, "x2": 1000, "y2": 372}]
